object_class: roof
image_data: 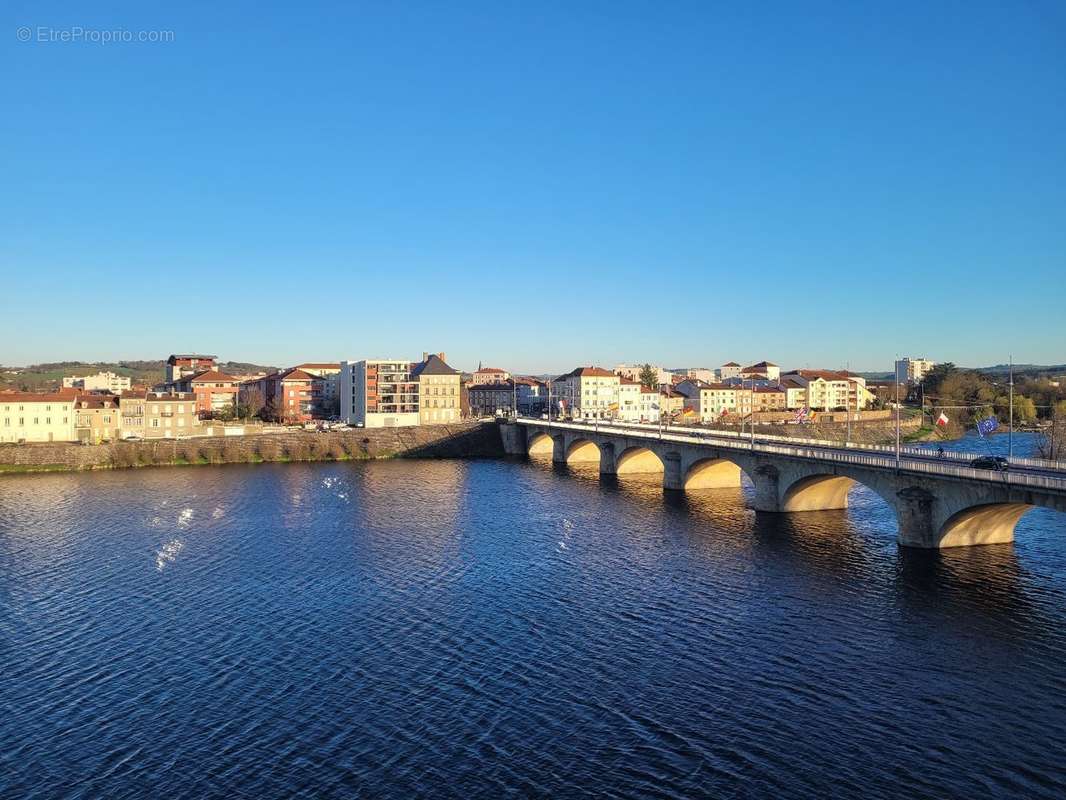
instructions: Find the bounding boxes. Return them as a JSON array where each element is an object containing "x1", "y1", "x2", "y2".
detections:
[
  {"x1": 619, "y1": 377, "x2": 640, "y2": 385},
  {"x1": 295, "y1": 362, "x2": 340, "y2": 371},
  {"x1": 184, "y1": 370, "x2": 239, "y2": 384},
  {"x1": 780, "y1": 378, "x2": 806, "y2": 389},
  {"x1": 786, "y1": 369, "x2": 851, "y2": 381},
  {"x1": 558, "y1": 366, "x2": 616, "y2": 379},
  {"x1": 469, "y1": 381, "x2": 513, "y2": 391},
  {"x1": 475, "y1": 366, "x2": 507, "y2": 374},
  {"x1": 274, "y1": 368, "x2": 318, "y2": 382},
  {"x1": 721, "y1": 361, "x2": 740, "y2": 367},
  {"x1": 411, "y1": 353, "x2": 460, "y2": 378},
  {"x1": 74, "y1": 395, "x2": 120, "y2": 409},
  {"x1": 167, "y1": 354, "x2": 216, "y2": 364},
  {"x1": 0, "y1": 393, "x2": 75, "y2": 403},
  {"x1": 640, "y1": 386, "x2": 658, "y2": 394},
  {"x1": 753, "y1": 386, "x2": 785, "y2": 394}
]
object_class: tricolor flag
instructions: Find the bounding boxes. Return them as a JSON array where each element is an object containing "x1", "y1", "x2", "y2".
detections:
[{"x1": 936, "y1": 412, "x2": 949, "y2": 427}]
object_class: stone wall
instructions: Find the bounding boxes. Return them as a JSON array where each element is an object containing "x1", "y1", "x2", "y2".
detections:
[{"x1": 0, "y1": 422, "x2": 505, "y2": 473}]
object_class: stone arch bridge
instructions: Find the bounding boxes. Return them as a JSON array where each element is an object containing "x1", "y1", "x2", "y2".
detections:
[{"x1": 500, "y1": 420, "x2": 1066, "y2": 549}]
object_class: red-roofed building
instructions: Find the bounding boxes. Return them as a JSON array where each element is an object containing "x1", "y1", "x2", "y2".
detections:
[
  {"x1": 471, "y1": 366, "x2": 511, "y2": 386},
  {"x1": 166, "y1": 354, "x2": 217, "y2": 384},
  {"x1": 173, "y1": 370, "x2": 240, "y2": 416},
  {"x1": 551, "y1": 366, "x2": 621, "y2": 420}
]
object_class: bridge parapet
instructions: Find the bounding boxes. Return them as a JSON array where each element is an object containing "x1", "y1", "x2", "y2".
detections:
[{"x1": 505, "y1": 420, "x2": 1066, "y2": 549}]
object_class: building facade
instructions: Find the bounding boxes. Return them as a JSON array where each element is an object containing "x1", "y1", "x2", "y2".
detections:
[
  {"x1": 719, "y1": 362, "x2": 743, "y2": 381},
  {"x1": 551, "y1": 367, "x2": 620, "y2": 420},
  {"x1": 62, "y1": 371, "x2": 132, "y2": 393},
  {"x1": 119, "y1": 391, "x2": 200, "y2": 439},
  {"x1": 895, "y1": 357, "x2": 936, "y2": 384},
  {"x1": 471, "y1": 367, "x2": 511, "y2": 386},
  {"x1": 614, "y1": 364, "x2": 673, "y2": 387},
  {"x1": 741, "y1": 361, "x2": 781, "y2": 381},
  {"x1": 340, "y1": 360, "x2": 420, "y2": 427},
  {"x1": 468, "y1": 381, "x2": 514, "y2": 417},
  {"x1": 74, "y1": 395, "x2": 122, "y2": 443},
  {"x1": 173, "y1": 370, "x2": 241, "y2": 416},
  {"x1": 412, "y1": 353, "x2": 462, "y2": 424},
  {"x1": 0, "y1": 393, "x2": 75, "y2": 442},
  {"x1": 166, "y1": 354, "x2": 217, "y2": 385}
]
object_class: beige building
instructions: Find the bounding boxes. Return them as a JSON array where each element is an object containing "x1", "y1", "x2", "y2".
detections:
[
  {"x1": 753, "y1": 386, "x2": 787, "y2": 412},
  {"x1": 617, "y1": 377, "x2": 643, "y2": 421},
  {"x1": 62, "y1": 371, "x2": 132, "y2": 393},
  {"x1": 677, "y1": 380, "x2": 753, "y2": 422},
  {"x1": 119, "y1": 391, "x2": 200, "y2": 439},
  {"x1": 340, "y1": 359, "x2": 421, "y2": 427},
  {"x1": 551, "y1": 367, "x2": 620, "y2": 420},
  {"x1": 783, "y1": 370, "x2": 873, "y2": 411},
  {"x1": 741, "y1": 361, "x2": 781, "y2": 381},
  {"x1": 471, "y1": 367, "x2": 511, "y2": 386},
  {"x1": 412, "y1": 353, "x2": 462, "y2": 424},
  {"x1": 720, "y1": 362, "x2": 743, "y2": 381},
  {"x1": 614, "y1": 364, "x2": 673, "y2": 387},
  {"x1": 780, "y1": 379, "x2": 808, "y2": 410},
  {"x1": 658, "y1": 388, "x2": 686, "y2": 419},
  {"x1": 74, "y1": 395, "x2": 122, "y2": 443},
  {"x1": 0, "y1": 393, "x2": 76, "y2": 442}
]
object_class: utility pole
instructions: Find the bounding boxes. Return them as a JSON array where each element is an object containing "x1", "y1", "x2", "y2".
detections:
[
  {"x1": 1009, "y1": 354, "x2": 1014, "y2": 462},
  {"x1": 895, "y1": 355, "x2": 901, "y2": 469},
  {"x1": 845, "y1": 360, "x2": 851, "y2": 446}
]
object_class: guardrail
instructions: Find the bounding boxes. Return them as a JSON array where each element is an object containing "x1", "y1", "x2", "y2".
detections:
[
  {"x1": 514, "y1": 416, "x2": 1066, "y2": 472},
  {"x1": 517, "y1": 418, "x2": 1066, "y2": 492}
]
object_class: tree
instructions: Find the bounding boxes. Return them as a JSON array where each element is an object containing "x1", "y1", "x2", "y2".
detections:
[
  {"x1": 240, "y1": 387, "x2": 265, "y2": 420},
  {"x1": 638, "y1": 363, "x2": 658, "y2": 391},
  {"x1": 1013, "y1": 395, "x2": 1038, "y2": 425},
  {"x1": 1037, "y1": 403, "x2": 1066, "y2": 460}
]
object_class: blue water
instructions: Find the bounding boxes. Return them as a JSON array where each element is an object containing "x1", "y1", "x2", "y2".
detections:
[{"x1": 1, "y1": 456, "x2": 1065, "y2": 799}]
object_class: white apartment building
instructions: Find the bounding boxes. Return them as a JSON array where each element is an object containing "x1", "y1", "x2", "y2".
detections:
[
  {"x1": 783, "y1": 371, "x2": 873, "y2": 411},
  {"x1": 677, "y1": 380, "x2": 753, "y2": 422},
  {"x1": 684, "y1": 368, "x2": 717, "y2": 384},
  {"x1": 340, "y1": 360, "x2": 421, "y2": 428},
  {"x1": 895, "y1": 357, "x2": 936, "y2": 384},
  {"x1": 719, "y1": 362, "x2": 743, "y2": 381},
  {"x1": 62, "y1": 371, "x2": 132, "y2": 393},
  {"x1": 0, "y1": 394, "x2": 75, "y2": 442},
  {"x1": 740, "y1": 361, "x2": 781, "y2": 381},
  {"x1": 617, "y1": 378, "x2": 642, "y2": 422},
  {"x1": 639, "y1": 386, "x2": 661, "y2": 423},
  {"x1": 551, "y1": 367, "x2": 620, "y2": 420}
]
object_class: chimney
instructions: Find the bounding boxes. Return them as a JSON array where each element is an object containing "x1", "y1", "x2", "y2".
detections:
[
  {"x1": 422, "y1": 352, "x2": 429, "y2": 362},
  {"x1": 438, "y1": 353, "x2": 446, "y2": 362}
]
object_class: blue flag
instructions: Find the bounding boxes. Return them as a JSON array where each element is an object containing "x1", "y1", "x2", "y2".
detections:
[{"x1": 976, "y1": 416, "x2": 999, "y2": 437}]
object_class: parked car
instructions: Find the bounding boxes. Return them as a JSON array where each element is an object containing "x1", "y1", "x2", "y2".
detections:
[{"x1": 970, "y1": 455, "x2": 1009, "y2": 472}]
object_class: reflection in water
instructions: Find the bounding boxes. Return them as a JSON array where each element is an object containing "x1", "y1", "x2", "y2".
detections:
[{"x1": 2, "y1": 459, "x2": 1066, "y2": 799}]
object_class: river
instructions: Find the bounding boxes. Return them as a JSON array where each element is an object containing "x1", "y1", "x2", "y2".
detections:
[{"x1": 1, "y1": 439, "x2": 1065, "y2": 798}]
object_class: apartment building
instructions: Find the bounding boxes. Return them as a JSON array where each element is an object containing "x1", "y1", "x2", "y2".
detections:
[
  {"x1": 468, "y1": 381, "x2": 514, "y2": 417},
  {"x1": 753, "y1": 386, "x2": 787, "y2": 412},
  {"x1": 677, "y1": 380, "x2": 753, "y2": 422},
  {"x1": 783, "y1": 370, "x2": 872, "y2": 411},
  {"x1": 683, "y1": 368, "x2": 717, "y2": 384},
  {"x1": 741, "y1": 361, "x2": 781, "y2": 381},
  {"x1": 412, "y1": 353, "x2": 461, "y2": 424},
  {"x1": 74, "y1": 395, "x2": 122, "y2": 443},
  {"x1": 658, "y1": 388, "x2": 686, "y2": 419},
  {"x1": 895, "y1": 357, "x2": 936, "y2": 384},
  {"x1": 62, "y1": 371, "x2": 132, "y2": 393},
  {"x1": 259, "y1": 368, "x2": 320, "y2": 424},
  {"x1": 515, "y1": 377, "x2": 549, "y2": 416},
  {"x1": 119, "y1": 391, "x2": 200, "y2": 439},
  {"x1": 471, "y1": 367, "x2": 511, "y2": 386},
  {"x1": 780, "y1": 378, "x2": 808, "y2": 410},
  {"x1": 551, "y1": 367, "x2": 620, "y2": 420},
  {"x1": 719, "y1": 362, "x2": 743, "y2": 381},
  {"x1": 295, "y1": 362, "x2": 341, "y2": 416},
  {"x1": 616, "y1": 378, "x2": 642, "y2": 421},
  {"x1": 165, "y1": 354, "x2": 217, "y2": 384},
  {"x1": 0, "y1": 393, "x2": 75, "y2": 442},
  {"x1": 639, "y1": 386, "x2": 660, "y2": 423},
  {"x1": 340, "y1": 360, "x2": 420, "y2": 427},
  {"x1": 173, "y1": 370, "x2": 241, "y2": 416}
]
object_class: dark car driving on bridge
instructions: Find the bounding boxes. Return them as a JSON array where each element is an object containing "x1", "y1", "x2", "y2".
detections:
[{"x1": 970, "y1": 455, "x2": 1009, "y2": 472}]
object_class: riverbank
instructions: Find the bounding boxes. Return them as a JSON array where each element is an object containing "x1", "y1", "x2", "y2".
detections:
[{"x1": 0, "y1": 422, "x2": 505, "y2": 474}]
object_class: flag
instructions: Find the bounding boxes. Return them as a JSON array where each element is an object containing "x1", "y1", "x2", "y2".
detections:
[
  {"x1": 976, "y1": 416, "x2": 999, "y2": 437},
  {"x1": 936, "y1": 412, "x2": 949, "y2": 427},
  {"x1": 794, "y1": 406, "x2": 806, "y2": 422}
]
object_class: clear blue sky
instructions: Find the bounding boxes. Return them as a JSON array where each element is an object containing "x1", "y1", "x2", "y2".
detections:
[{"x1": 3, "y1": 1, "x2": 1064, "y2": 373}]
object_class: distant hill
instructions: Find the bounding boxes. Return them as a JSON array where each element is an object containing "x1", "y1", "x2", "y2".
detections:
[{"x1": 0, "y1": 360, "x2": 277, "y2": 392}]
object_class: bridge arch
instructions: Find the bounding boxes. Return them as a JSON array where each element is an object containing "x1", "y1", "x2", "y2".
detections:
[
  {"x1": 781, "y1": 474, "x2": 858, "y2": 512},
  {"x1": 684, "y1": 457, "x2": 747, "y2": 490},
  {"x1": 527, "y1": 432, "x2": 558, "y2": 457},
  {"x1": 565, "y1": 438, "x2": 601, "y2": 464},
  {"x1": 616, "y1": 445, "x2": 664, "y2": 475},
  {"x1": 937, "y1": 502, "x2": 1035, "y2": 547}
]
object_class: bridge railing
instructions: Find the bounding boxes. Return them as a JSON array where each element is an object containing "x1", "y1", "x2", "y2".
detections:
[
  {"x1": 518, "y1": 418, "x2": 1066, "y2": 491},
  {"x1": 516, "y1": 416, "x2": 1066, "y2": 472}
]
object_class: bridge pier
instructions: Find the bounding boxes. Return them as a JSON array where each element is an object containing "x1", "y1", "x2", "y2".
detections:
[
  {"x1": 663, "y1": 452, "x2": 683, "y2": 492},
  {"x1": 751, "y1": 464, "x2": 782, "y2": 512},
  {"x1": 599, "y1": 442, "x2": 617, "y2": 475},
  {"x1": 895, "y1": 487, "x2": 938, "y2": 548},
  {"x1": 552, "y1": 436, "x2": 566, "y2": 465}
]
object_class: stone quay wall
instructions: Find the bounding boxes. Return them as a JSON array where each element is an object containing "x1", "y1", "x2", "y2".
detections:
[{"x1": 0, "y1": 422, "x2": 505, "y2": 474}]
